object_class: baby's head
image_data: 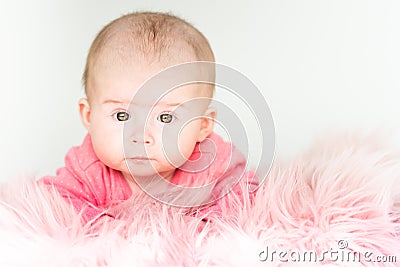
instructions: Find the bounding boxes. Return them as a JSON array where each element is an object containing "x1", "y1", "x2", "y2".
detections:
[{"x1": 79, "y1": 12, "x2": 216, "y2": 182}]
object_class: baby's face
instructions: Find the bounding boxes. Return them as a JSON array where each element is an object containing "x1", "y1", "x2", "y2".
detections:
[{"x1": 80, "y1": 60, "x2": 215, "y2": 182}]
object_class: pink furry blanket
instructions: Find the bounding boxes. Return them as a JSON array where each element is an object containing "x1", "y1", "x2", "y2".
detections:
[{"x1": 1, "y1": 133, "x2": 399, "y2": 266}]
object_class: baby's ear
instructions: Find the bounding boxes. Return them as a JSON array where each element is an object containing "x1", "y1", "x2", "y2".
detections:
[
  {"x1": 197, "y1": 107, "x2": 217, "y2": 142},
  {"x1": 78, "y1": 98, "x2": 91, "y2": 131}
]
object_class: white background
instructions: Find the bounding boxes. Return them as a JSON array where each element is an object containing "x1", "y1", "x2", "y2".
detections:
[{"x1": 0, "y1": 0, "x2": 399, "y2": 181}]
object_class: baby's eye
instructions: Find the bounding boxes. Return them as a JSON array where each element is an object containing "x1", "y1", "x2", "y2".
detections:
[
  {"x1": 113, "y1": 111, "x2": 130, "y2": 122},
  {"x1": 158, "y1": 113, "x2": 175, "y2": 124}
]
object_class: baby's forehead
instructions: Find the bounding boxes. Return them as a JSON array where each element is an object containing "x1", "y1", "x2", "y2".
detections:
[
  {"x1": 94, "y1": 72, "x2": 212, "y2": 103},
  {"x1": 153, "y1": 85, "x2": 214, "y2": 109},
  {"x1": 135, "y1": 83, "x2": 212, "y2": 102},
  {"x1": 88, "y1": 52, "x2": 201, "y2": 99},
  {"x1": 162, "y1": 83, "x2": 212, "y2": 97},
  {"x1": 139, "y1": 85, "x2": 212, "y2": 112},
  {"x1": 90, "y1": 44, "x2": 200, "y2": 86}
]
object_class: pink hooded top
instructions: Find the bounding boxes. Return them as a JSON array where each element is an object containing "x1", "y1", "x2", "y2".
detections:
[{"x1": 40, "y1": 133, "x2": 257, "y2": 222}]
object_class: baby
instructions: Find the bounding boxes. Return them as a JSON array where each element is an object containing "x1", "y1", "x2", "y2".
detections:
[{"x1": 41, "y1": 12, "x2": 256, "y2": 222}]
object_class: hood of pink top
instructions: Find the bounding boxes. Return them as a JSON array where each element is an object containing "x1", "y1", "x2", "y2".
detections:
[{"x1": 170, "y1": 133, "x2": 247, "y2": 197}]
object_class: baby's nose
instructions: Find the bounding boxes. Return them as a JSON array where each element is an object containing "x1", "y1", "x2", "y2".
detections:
[
  {"x1": 123, "y1": 119, "x2": 154, "y2": 145},
  {"x1": 131, "y1": 135, "x2": 153, "y2": 145}
]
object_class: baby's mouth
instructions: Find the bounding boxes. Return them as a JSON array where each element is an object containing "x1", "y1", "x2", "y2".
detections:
[{"x1": 128, "y1": 157, "x2": 154, "y2": 164}]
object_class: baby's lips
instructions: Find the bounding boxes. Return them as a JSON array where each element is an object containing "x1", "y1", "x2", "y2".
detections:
[{"x1": 129, "y1": 156, "x2": 153, "y2": 160}]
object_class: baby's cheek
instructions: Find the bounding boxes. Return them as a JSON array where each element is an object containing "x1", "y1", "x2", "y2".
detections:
[
  {"x1": 177, "y1": 138, "x2": 197, "y2": 161},
  {"x1": 97, "y1": 140, "x2": 124, "y2": 168},
  {"x1": 179, "y1": 121, "x2": 201, "y2": 143},
  {"x1": 157, "y1": 121, "x2": 200, "y2": 167}
]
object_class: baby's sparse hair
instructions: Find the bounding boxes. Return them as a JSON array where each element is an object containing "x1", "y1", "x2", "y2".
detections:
[{"x1": 83, "y1": 12, "x2": 215, "y2": 99}]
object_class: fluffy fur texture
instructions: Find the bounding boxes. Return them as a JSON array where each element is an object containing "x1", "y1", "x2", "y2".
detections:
[{"x1": 1, "y1": 132, "x2": 399, "y2": 266}]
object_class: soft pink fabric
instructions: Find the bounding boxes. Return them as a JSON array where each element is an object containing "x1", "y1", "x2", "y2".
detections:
[{"x1": 40, "y1": 133, "x2": 255, "y2": 222}]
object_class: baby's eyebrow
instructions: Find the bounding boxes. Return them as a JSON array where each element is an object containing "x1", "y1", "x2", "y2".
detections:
[
  {"x1": 102, "y1": 99, "x2": 188, "y2": 110},
  {"x1": 155, "y1": 101, "x2": 189, "y2": 110},
  {"x1": 157, "y1": 102, "x2": 181, "y2": 107},
  {"x1": 102, "y1": 99, "x2": 130, "y2": 105}
]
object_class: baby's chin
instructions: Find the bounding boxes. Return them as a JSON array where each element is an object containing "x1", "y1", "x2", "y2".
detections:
[{"x1": 125, "y1": 164, "x2": 173, "y2": 181}]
